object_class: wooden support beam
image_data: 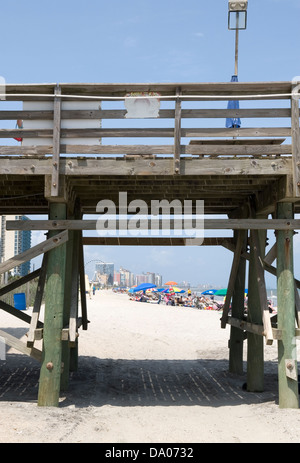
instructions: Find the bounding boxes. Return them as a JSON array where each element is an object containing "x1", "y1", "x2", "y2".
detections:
[
  {"x1": 7, "y1": 218, "x2": 300, "y2": 232},
  {"x1": 79, "y1": 231, "x2": 88, "y2": 330},
  {"x1": 291, "y1": 83, "x2": 300, "y2": 197},
  {"x1": 174, "y1": 87, "x2": 181, "y2": 174},
  {"x1": 224, "y1": 240, "x2": 289, "y2": 280},
  {"x1": 0, "y1": 299, "x2": 43, "y2": 327},
  {"x1": 247, "y1": 224, "x2": 265, "y2": 392},
  {"x1": 0, "y1": 328, "x2": 42, "y2": 362},
  {"x1": 27, "y1": 254, "x2": 48, "y2": 347},
  {"x1": 82, "y1": 237, "x2": 234, "y2": 246},
  {"x1": 0, "y1": 230, "x2": 68, "y2": 275},
  {"x1": 227, "y1": 317, "x2": 281, "y2": 339},
  {"x1": 69, "y1": 230, "x2": 80, "y2": 346},
  {"x1": 38, "y1": 204, "x2": 68, "y2": 407},
  {"x1": 251, "y1": 229, "x2": 273, "y2": 344},
  {"x1": 263, "y1": 242, "x2": 277, "y2": 265},
  {"x1": 60, "y1": 227, "x2": 75, "y2": 391},
  {"x1": 51, "y1": 84, "x2": 62, "y2": 197},
  {"x1": 276, "y1": 202, "x2": 299, "y2": 408},
  {"x1": 228, "y1": 229, "x2": 247, "y2": 374},
  {"x1": 0, "y1": 268, "x2": 40, "y2": 297},
  {"x1": 0, "y1": 156, "x2": 291, "y2": 177},
  {"x1": 220, "y1": 230, "x2": 245, "y2": 328},
  {"x1": 294, "y1": 282, "x2": 300, "y2": 328}
]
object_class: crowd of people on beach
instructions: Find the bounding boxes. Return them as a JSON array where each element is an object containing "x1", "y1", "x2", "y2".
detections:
[
  {"x1": 126, "y1": 289, "x2": 224, "y2": 310},
  {"x1": 112, "y1": 286, "x2": 277, "y2": 313}
]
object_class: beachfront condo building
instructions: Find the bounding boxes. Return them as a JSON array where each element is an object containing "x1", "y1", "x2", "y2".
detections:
[
  {"x1": 95, "y1": 262, "x2": 114, "y2": 286},
  {"x1": 0, "y1": 215, "x2": 31, "y2": 277}
]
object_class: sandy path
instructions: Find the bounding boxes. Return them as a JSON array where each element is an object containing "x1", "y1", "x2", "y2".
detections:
[{"x1": 0, "y1": 289, "x2": 300, "y2": 443}]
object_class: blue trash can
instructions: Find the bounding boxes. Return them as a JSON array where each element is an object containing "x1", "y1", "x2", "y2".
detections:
[{"x1": 14, "y1": 293, "x2": 26, "y2": 310}]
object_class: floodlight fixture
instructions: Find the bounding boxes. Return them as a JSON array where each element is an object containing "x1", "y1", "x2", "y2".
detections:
[{"x1": 228, "y1": 1, "x2": 248, "y2": 30}]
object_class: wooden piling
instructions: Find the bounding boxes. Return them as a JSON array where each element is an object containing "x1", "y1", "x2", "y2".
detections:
[
  {"x1": 38, "y1": 203, "x2": 67, "y2": 407},
  {"x1": 229, "y1": 230, "x2": 247, "y2": 375},
  {"x1": 276, "y1": 202, "x2": 299, "y2": 408},
  {"x1": 246, "y1": 217, "x2": 266, "y2": 392}
]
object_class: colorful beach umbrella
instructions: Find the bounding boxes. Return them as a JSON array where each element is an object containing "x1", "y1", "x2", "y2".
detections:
[
  {"x1": 165, "y1": 281, "x2": 178, "y2": 286},
  {"x1": 133, "y1": 283, "x2": 157, "y2": 292},
  {"x1": 164, "y1": 287, "x2": 185, "y2": 294},
  {"x1": 201, "y1": 289, "x2": 217, "y2": 295},
  {"x1": 215, "y1": 288, "x2": 227, "y2": 296}
]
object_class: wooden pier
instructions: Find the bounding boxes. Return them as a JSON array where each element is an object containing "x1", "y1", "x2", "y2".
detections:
[{"x1": 0, "y1": 81, "x2": 299, "y2": 408}]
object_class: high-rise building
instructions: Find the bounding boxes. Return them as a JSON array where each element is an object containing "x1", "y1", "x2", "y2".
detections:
[
  {"x1": 95, "y1": 262, "x2": 114, "y2": 285},
  {"x1": 0, "y1": 215, "x2": 32, "y2": 277}
]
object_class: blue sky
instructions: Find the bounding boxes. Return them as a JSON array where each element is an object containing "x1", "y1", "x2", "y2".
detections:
[{"x1": 1, "y1": 0, "x2": 300, "y2": 286}]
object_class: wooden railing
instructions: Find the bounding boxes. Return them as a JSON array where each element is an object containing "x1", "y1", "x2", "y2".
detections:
[{"x1": 0, "y1": 81, "x2": 299, "y2": 193}]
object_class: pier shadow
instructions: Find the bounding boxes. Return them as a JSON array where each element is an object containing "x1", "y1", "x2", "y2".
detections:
[
  {"x1": 0, "y1": 327, "x2": 279, "y2": 407},
  {"x1": 65, "y1": 356, "x2": 279, "y2": 408},
  {"x1": 0, "y1": 353, "x2": 279, "y2": 407}
]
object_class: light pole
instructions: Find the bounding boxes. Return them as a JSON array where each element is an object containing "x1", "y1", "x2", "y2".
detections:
[
  {"x1": 228, "y1": 1, "x2": 248, "y2": 76},
  {"x1": 226, "y1": 1, "x2": 248, "y2": 130}
]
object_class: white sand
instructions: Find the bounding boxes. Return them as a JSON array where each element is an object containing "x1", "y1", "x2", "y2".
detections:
[{"x1": 0, "y1": 289, "x2": 300, "y2": 443}]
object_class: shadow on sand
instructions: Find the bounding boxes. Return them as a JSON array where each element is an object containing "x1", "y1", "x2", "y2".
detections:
[{"x1": 0, "y1": 345, "x2": 279, "y2": 408}]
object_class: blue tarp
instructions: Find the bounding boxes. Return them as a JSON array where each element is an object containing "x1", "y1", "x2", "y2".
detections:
[{"x1": 226, "y1": 75, "x2": 241, "y2": 128}]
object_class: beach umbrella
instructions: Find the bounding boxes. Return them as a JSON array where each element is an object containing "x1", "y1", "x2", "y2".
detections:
[
  {"x1": 165, "y1": 281, "x2": 178, "y2": 286},
  {"x1": 225, "y1": 75, "x2": 241, "y2": 129},
  {"x1": 133, "y1": 283, "x2": 157, "y2": 292},
  {"x1": 170, "y1": 287, "x2": 185, "y2": 293},
  {"x1": 164, "y1": 287, "x2": 185, "y2": 294},
  {"x1": 201, "y1": 289, "x2": 217, "y2": 295},
  {"x1": 215, "y1": 288, "x2": 227, "y2": 296}
]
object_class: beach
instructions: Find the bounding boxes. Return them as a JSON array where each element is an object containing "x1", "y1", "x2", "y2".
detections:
[{"x1": 0, "y1": 288, "x2": 300, "y2": 443}]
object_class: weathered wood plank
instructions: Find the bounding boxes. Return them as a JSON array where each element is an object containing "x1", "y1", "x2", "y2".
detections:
[
  {"x1": 0, "y1": 230, "x2": 68, "y2": 274},
  {"x1": 220, "y1": 230, "x2": 245, "y2": 328},
  {"x1": 0, "y1": 268, "x2": 40, "y2": 297},
  {"x1": 0, "y1": 143, "x2": 292, "y2": 157},
  {"x1": 227, "y1": 317, "x2": 281, "y2": 339},
  {"x1": 251, "y1": 229, "x2": 273, "y2": 344},
  {"x1": 51, "y1": 85, "x2": 62, "y2": 196},
  {"x1": 79, "y1": 231, "x2": 88, "y2": 330},
  {"x1": 0, "y1": 298, "x2": 43, "y2": 327},
  {"x1": 291, "y1": 84, "x2": 300, "y2": 197},
  {"x1": 0, "y1": 108, "x2": 294, "y2": 120},
  {"x1": 7, "y1": 218, "x2": 300, "y2": 231},
  {"x1": 276, "y1": 202, "x2": 299, "y2": 408},
  {"x1": 82, "y1": 236, "x2": 234, "y2": 246},
  {"x1": 27, "y1": 254, "x2": 48, "y2": 347},
  {"x1": 174, "y1": 87, "x2": 181, "y2": 174},
  {"x1": 38, "y1": 204, "x2": 68, "y2": 407},
  {"x1": 0, "y1": 157, "x2": 291, "y2": 177},
  {"x1": 0, "y1": 328, "x2": 42, "y2": 362},
  {"x1": 0, "y1": 127, "x2": 290, "y2": 139}
]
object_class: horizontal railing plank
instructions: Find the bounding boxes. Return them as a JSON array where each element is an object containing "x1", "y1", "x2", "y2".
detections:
[
  {"x1": 0, "y1": 127, "x2": 291, "y2": 138},
  {"x1": 0, "y1": 144, "x2": 292, "y2": 156},
  {"x1": 0, "y1": 108, "x2": 295, "y2": 120}
]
